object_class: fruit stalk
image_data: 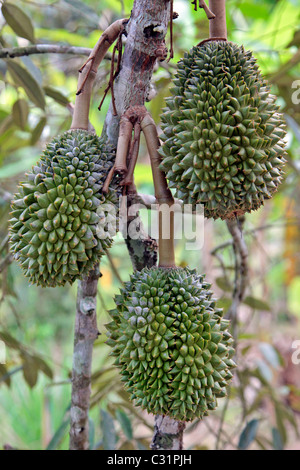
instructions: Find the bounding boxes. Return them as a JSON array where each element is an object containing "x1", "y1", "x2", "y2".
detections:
[
  {"x1": 141, "y1": 112, "x2": 176, "y2": 269},
  {"x1": 209, "y1": 0, "x2": 227, "y2": 39}
]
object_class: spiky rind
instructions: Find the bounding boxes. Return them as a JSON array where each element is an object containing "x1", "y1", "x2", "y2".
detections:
[
  {"x1": 106, "y1": 267, "x2": 236, "y2": 422},
  {"x1": 9, "y1": 130, "x2": 118, "y2": 287},
  {"x1": 160, "y1": 41, "x2": 286, "y2": 219}
]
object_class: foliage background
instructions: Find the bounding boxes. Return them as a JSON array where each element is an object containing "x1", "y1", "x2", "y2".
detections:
[{"x1": 0, "y1": 0, "x2": 299, "y2": 450}]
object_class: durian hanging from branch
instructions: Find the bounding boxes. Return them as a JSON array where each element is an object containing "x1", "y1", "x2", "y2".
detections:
[
  {"x1": 159, "y1": 6, "x2": 286, "y2": 220},
  {"x1": 106, "y1": 107, "x2": 236, "y2": 422},
  {"x1": 9, "y1": 20, "x2": 128, "y2": 287}
]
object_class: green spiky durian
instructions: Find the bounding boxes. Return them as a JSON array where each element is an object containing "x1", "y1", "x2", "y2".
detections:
[
  {"x1": 106, "y1": 266, "x2": 236, "y2": 422},
  {"x1": 159, "y1": 41, "x2": 286, "y2": 219},
  {"x1": 9, "y1": 130, "x2": 118, "y2": 287}
]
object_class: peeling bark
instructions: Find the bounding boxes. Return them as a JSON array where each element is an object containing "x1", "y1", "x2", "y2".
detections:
[{"x1": 151, "y1": 415, "x2": 186, "y2": 450}]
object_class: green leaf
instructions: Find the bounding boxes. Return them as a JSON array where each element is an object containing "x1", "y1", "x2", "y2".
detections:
[
  {"x1": 243, "y1": 296, "x2": 271, "y2": 311},
  {"x1": 257, "y1": 359, "x2": 273, "y2": 383},
  {"x1": 116, "y1": 408, "x2": 133, "y2": 441},
  {"x1": 100, "y1": 409, "x2": 116, "y2": 450},
  {"x1": 63, "y1": 0, "x2": 99, "y2": 27},
  {"x1": 259, "y1": 343, "x2": 280, "y2": 369},
  {"x1": 46, "y1": 418, "x2": 69, "y2": 450},
  {"x1": 22, "y1": 354, "x2": 38, "y2": 388},
  {"x1": 44, "y1": 86, "x2": 70, "y2": 107},
  {"x1": 89, "y1": 417, "x2": 95, "y2": 450},
  {"x1": 12, "y1": 99, "x2": 29, "y2": 130},
  {"x1": 32, "y1": 356, "x2": 53, "y2": 380},
  {"x1": 7, "y1": 61, "x2": 45, "y2": 109},
  {"x1": 2, "y1": 3, "x2": 35, "y2": 43},
  {"x1": 238, "y1": 419, "x2": 259, "y2": 450},
  {"x1": 0, "y1": 365, "x2": 11, "y2": 387},
  {"x1": 0, "y1": 331, "x2": 21, "y2": 350},
  {"x1": 272, "y1": 427, "x2": 284, "y2": 450},
  {"x1": 216, "y1": 297, "x2": 232, "y2": 312},
  {"x1": 0, "y1": 366, "x2": 23, "y2": 387},
  {"x1": 275, "y1": 403, "x2": 288, "y2": 445},
  {"x1": 30, "y1": 117, "x2": 47, "y2": 145},
  {"x1": 215, "y1": 276, "x2": 232, "y2": 292}
]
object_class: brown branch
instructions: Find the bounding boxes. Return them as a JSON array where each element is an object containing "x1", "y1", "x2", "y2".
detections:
[
  {"x1": 114, "y1": 114, "x2": 134, "y2": 174},
  {"x1": 141, "y1": 112, "x2": 176, "y2": 275},
  {"x1": 208, "y1": 0, "x2": 227, "y2": 38},
  {"x1": 122, "y1": 121, "x2": 142, "y2": 186},
  {"x1": 0, "y1": 44, "x2": 93, "y2": 59},
  {"x1": 98, "y1": 34, "x2": 123, "y2": 115},
  {"x1": 226, "y1": 218, "x2": 248, "y2": 341},
  {"x1": 69, "y1": 267, "x2": 100, "y2": 450},
  {"x1": 101, "y1": 0, "x2": 185, "y2": 450},
  {"x1": 199, "y1": 0, "x2": 216, "y2": 19},
  {"x1": 71, "y1": 19, "x2": 127, "y2": 130},
  {"x1": 167, "y1": 0, "x2": 174, "y2": 62},
  {"x1": 68, "y1": 22, "x2": 130, "y2": 452}
]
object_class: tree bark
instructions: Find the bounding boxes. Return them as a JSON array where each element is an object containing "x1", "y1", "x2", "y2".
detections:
[
  {"x1": 151, "y1": 415, "x2": 186, "y2": 450},
  {"x1": 209, "y1": 0, "x2": 227, "y2": 38},
  {"x1": 69, "y1": 267, "x2": 100, "y2": 450},
  {"x1": 102, "y1": 0, "x2": 185, "y2": 450}
]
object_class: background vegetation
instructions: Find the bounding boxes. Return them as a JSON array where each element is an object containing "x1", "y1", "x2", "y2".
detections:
[{"x1": 0, "y1": 0, "x2": 299, "y2": 450}]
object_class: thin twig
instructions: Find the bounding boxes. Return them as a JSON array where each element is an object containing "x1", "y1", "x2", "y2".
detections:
[
  {"x1": 226, "y1": 218, "x2": 248, "y2": 344},
  {"x1": 0, "y1": 44, "x2": 93, "y2": 59},
  {"x1": 105, "y1": 250, "x2": 123, "y2": 285},
  {"x1": 199, "y1": 0, "x2": 216, "y2": 19}
]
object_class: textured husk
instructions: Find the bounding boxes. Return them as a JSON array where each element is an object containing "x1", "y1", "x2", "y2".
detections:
[
  {"x1": 106, "y1": 266, "x2": 236, "y2": 421},
  {"x1": 159, "y1": 41, "x2": 286, "y2": 219},
  {"x1": 9, "y1": 130, "x2": 119, "y2": 287}
]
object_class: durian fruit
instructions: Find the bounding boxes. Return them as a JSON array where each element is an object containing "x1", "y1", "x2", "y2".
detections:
[
  {"x1": 9, "y1": 130, "x2": 118, "y2": 287},
  {"x1": 106, "y1": 266, "x2": 236, "y2": 421},
  {"x1": 159, "y1": 41, "x2": 286, "y2": 219}
]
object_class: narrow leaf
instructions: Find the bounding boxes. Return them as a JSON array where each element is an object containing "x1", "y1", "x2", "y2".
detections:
[
  {"x1": 272, "y1": 427, "x2": 284, "y2": 450},
  {"x1": 116, "y1": 409, "x2": 133, "y2": 441},
  {"x1": 2, "y1": 3, "x2": 35, "y2": 43},
  {"x1": 238, "y1": 419, "x2": 259, "y2": 450},
  {"x1": 32, "y1": 356, "x2": 53, "y2": 379},
  {"x1": 7, "y1": 61, "x2": 45, "y2": 109},
  {"x1": 30, "y1": 117, "x2": 47, "y2": 145},
  {"x1": 100, "y1": 409, "x2": 116, "y2": 450},
  {"x1": 46, "y1": 418, "x2": 69, "y2": 450},
  {"x1": 44, "y1": 86, "x2": 70, "y2": 106},
  {"x1": 12, "y1": 99, "x2": 29, "y2": 130},
  {"x1": 215, "y1": 276, "x2": 232, "y2": 292},
  {"x1": 22, "y1": 354, "x2": 38, "y2": 388},
  {"x1": 243, "y1": 296, "x2": 271, "y2": 311}
]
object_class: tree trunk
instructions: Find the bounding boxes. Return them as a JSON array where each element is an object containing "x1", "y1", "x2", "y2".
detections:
[
  {"x1": 103, "y1": 0, "x2": 185, "y2": 451},
  {"x1": 69, "y1": 267, "x2": 100, "y2": 450}
]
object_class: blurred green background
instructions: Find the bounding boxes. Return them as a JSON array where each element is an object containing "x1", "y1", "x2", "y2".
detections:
[{"x1": 0, "y1": 0, "x2": 300, "y2": 450}]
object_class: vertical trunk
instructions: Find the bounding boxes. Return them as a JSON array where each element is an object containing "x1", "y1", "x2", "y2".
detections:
[
  {"x1": 69, "y1": 267, "x2": 100, "y2": 450},
  {"x1": 103, "y1": 0, "x2": 185, "y2": 451}
]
